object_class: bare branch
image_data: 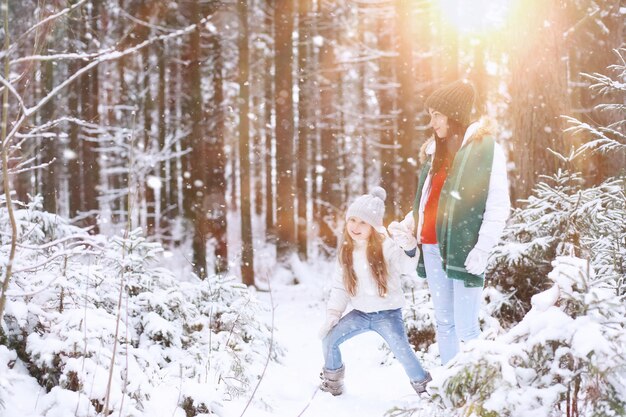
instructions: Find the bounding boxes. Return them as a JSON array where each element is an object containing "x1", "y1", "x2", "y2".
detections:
[
  {"x1": 2, "y1": 12, "x2": 216, "y2": 149},
  {"x1": 10, "y1": 49, "x2": 116, "y2": 65},
  {"x1": 0, "y1": 74, "x2": 26, "y2": 114},
  {"x1": 10, "y1": 249, "x2": 101, "y2": 276},
  {"x1": 10, "y1": 0, "x2": 88, "y2": 52},
  {"x1": 16, "y1": 234, "x2": 101, "y2": 250}
]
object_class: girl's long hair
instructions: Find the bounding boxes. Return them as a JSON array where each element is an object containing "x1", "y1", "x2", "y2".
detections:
[
  {"x1": 338, "y1": 227, "x2": 388, "y2": 297},
  {"x1": 431, "y1": 118, "x2": 466, "y2": 173}
]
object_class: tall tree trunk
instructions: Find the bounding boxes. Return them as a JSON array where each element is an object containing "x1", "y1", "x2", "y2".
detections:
[
  {"x1": 188, "y1": 0, "x2": 208, "y2": 278},
  {"x1": 318, "y1": 2, "x2": 340, "y2": 253},
  {"x1": 204, "y1": 33, "x2": 228, "y2": 274},
  {"x1": 378, "y1": 18, "x2": 396, "y2": 224},
  {"x1": 111, "y1": 10, "x2": 128, "y2": 225},
  {"x1": 394, "y1": 0, "x2": 418, "y2": 216},
  {"x1": 296, "y1": 0, "x2": 311, "y2": 260},
  {"x1": 253, "y1": 91, "x2": 264, "y2": 217},
  {"x1": 414, "y1": 0, "x2": 433, "y2": 161},
  {"x1": 274, "y1": 0, "x2": 296, "y2": 262},
  {"x1": 157, "y1": 39, "x2": 168, "y2": 237},
  {"x1": 251, "y1": 1, "x2": 264, "y2": 219},
  {"x1": 238, "y1": 0, "x2": 255, "y2": 285},
  {"x1": 264, "y1": 2, "x2": 275, "y2": 239},
  {"x1": 67, "y1": 8, "x2": 82, "y2": 221},
  {"x1": 357, "y1": 7, "x2": 369, "y2": 195},
  {"x1": 171, "y1": 39, "x2": 184, "y2": 227},
  {"x1": 142, "y1": 46, "x2": 156, "y2": 235},
  {"x1": 228, "y1": 144, "x2": 238, "y2": 212},
  {"x1": 509, "y1": 0, "x2": 569, "y2": 204},
  {"x1": 41, "y1": 56, "x2": 57, "y2": 213},
  {"x1": 81, "y1": 0, "x2": 100, "y2": 232}
]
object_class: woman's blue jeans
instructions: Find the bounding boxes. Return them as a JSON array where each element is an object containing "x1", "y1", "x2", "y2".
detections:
[
  {"x1": 422, "y1": 243, "x2": 483, "y2": 365},
  {"x1": 322, "y1": 308, "x2": 428, "y2": 382}
]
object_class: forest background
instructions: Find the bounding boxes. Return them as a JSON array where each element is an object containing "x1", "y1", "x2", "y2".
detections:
[
  {"x1": 1, "y1": 1, "x2": 625, "y2": 416},
  {"x1": 1, "y1": 0, "x2": 623, "y2": 285}
]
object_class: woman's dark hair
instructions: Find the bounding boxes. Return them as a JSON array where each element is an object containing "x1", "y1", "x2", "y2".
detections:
[{"x1": 432, "y1": 118, "x2": 466, "y2": 173}]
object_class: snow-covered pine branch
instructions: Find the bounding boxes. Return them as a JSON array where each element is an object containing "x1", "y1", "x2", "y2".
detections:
[
  {"x1": 426, "y1": 256, "x2": 626, "y2": 417},
  {"x1": 0, "y1": 200, "x2": 282, "y2": 415},
  {"x1": 563, "y1": 116, "x2": 626, "y2": 156}
]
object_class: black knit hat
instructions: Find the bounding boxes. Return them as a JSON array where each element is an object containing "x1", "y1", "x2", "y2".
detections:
[{"x1": 425, "y1": 79, "x2": 476, "y2": 126}]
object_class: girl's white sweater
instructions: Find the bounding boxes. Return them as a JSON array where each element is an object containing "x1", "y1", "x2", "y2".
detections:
[{"x1": 326, "y1": 238, "x2": 419, "y2": 314}]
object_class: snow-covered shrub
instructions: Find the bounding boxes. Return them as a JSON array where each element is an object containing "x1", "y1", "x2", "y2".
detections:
[
  {"x1": 427, "y1": 256, "x2": 626, "y2": 417},
  {"x1": 488, "y1": 171, "x2": 625, "y2": 326},
  {"x1": 402, "y1": 276, "x2": 436, "y2": 351},
  {"x1": 0, "y1": 199, "x2": 279, "y2": 416},
  {"x1": 489, "y1": 49, "x2": 626, "y2": 327},
  {"x1": 0, "y1": 346, "x2": 16, "y2": 410}
]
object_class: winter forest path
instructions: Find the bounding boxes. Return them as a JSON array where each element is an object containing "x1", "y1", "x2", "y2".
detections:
[{"x1": 222, "y1": 270, "x2": 422, "y2": 417}]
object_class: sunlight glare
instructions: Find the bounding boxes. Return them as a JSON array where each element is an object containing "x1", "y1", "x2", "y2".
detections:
[{"x1": 437, "y1": 0, "x2": 514, "y2": 36}]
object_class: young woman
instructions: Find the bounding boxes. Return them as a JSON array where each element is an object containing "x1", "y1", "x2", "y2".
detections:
[
  {"x1": 390, "y1": 79, "x2": 510, "y2": 365},
  {"x1": 318, "y1": 187, "x2": 431, "y2": 396}
]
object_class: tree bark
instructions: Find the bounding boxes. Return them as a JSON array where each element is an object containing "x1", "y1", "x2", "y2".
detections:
[
  {"x1": 394, "y1": 0, "x2": 418, "y2": 216},
  {"x1": 67, "y1": 7, "x2": 82, "y2": 221},
  {"x1": 157, "y1": 39, "x2": 168, "y2": 236},
  {"x1": 274, "y1": 0, "x2": 296, "y2": 262},
  {"x1": 238, "y1": 0, "x2": 255, "y2": 284},
  {"x1": 264, "y1": 3, "x2": 275, "y2": 240},
  {"x1": 206, "y1": 33, "x2": 229, "y2": 275},
  {"x1": 188, "y1": 0, "x2": 208, "y2": 278},
  {"x1": 509, "y1": 0, "x2": 569, "y2": 204},
  {"x1": 378, "y1": 18, "x2": 397, "y2": 225},
  {"x1": 296, "y1": 0, "x2": 311, "y2": 260},
  {"x1": 141, "y1": 45, "x2": 156, "y2": 236},
  {"x1": 80, "y1": 0, "x2": 100, "y2": 232},
  {"x1": 41, "y1": 57, "x2": 57, "y2": 213},
  {"x1": 317, "y1": 1, "x2": 341, "y2": 253}
]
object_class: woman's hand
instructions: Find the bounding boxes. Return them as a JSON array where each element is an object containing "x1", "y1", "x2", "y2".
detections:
[{"x1": 464, "y1": 247, "x2": 489, "y2": 275}]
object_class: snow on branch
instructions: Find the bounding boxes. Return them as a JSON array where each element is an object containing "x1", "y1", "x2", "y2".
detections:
[
  {"x1": 12, "y1": 0, "x2": 88, "y2": 50},
  {"x1": 563, "y1": 115, "x2": 626, "y2": 156},
  {"x1": 2, "y1": 11, "x2": 216, "y2": 148}
]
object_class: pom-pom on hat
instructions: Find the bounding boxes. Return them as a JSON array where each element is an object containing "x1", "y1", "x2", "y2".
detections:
[
  {"x1": 345, "y1": 186, "x2": 387, "y2": 234},
  {"x1": 424, "y1": 79, "x2": 476, "y2": 126}
]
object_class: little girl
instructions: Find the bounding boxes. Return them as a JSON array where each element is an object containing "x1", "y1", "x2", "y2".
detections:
[{"x1": 318, "y1": 187, "x2": 431, "y2": 396}]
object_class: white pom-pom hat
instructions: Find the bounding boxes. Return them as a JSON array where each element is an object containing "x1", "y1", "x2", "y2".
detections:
[{"x1": 345, "y1": 186, "x2": 387, "y2": 234}]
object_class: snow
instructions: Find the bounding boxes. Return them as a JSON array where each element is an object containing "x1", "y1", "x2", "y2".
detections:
[
  {"x1": 219, "y1": 272, "x2": 428, "y2": 417},
  {"x1": 1, "y1": 206, "x2": 625, "y2": 417},
  {"x1": 147, "y1": 176, "x2": 162, "y2": 190},
  {"x1": 63, "y1": 149, "x2": 77, "y2": 160},
  {"x1": 529, "y1": 284, "x2": 559, "y2": 312},
  {"x1": 3, "y1": 237, "x2": 625, "y2": 416}
]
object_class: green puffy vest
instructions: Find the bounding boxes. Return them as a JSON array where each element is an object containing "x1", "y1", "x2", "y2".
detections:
[{"x1": 412, "y1": 135, "x2": 495, "y2": 288}]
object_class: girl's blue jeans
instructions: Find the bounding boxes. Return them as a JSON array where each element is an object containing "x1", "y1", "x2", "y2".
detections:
[
  {"x1": 422, "y1": 243, "x2": 483, "y2": 365},
  {"x1": 322, "y1": 308, "x2": 428, "y2": 382}
]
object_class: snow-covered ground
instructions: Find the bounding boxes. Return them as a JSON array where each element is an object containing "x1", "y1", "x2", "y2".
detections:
[
  {"x1": 4, "y1": 212, "x2": 623, "y2": 417},
  {"x1": 219, "y1": 265, "x2": 431, "y2": 417},
  {"x1": 0, "y1": 251, "x2": 432, "y2": 417}
]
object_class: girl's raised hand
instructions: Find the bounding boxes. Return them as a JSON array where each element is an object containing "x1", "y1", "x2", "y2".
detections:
[{"x1": 387, "y1": 220, "x2": 417, "y2": 251}]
